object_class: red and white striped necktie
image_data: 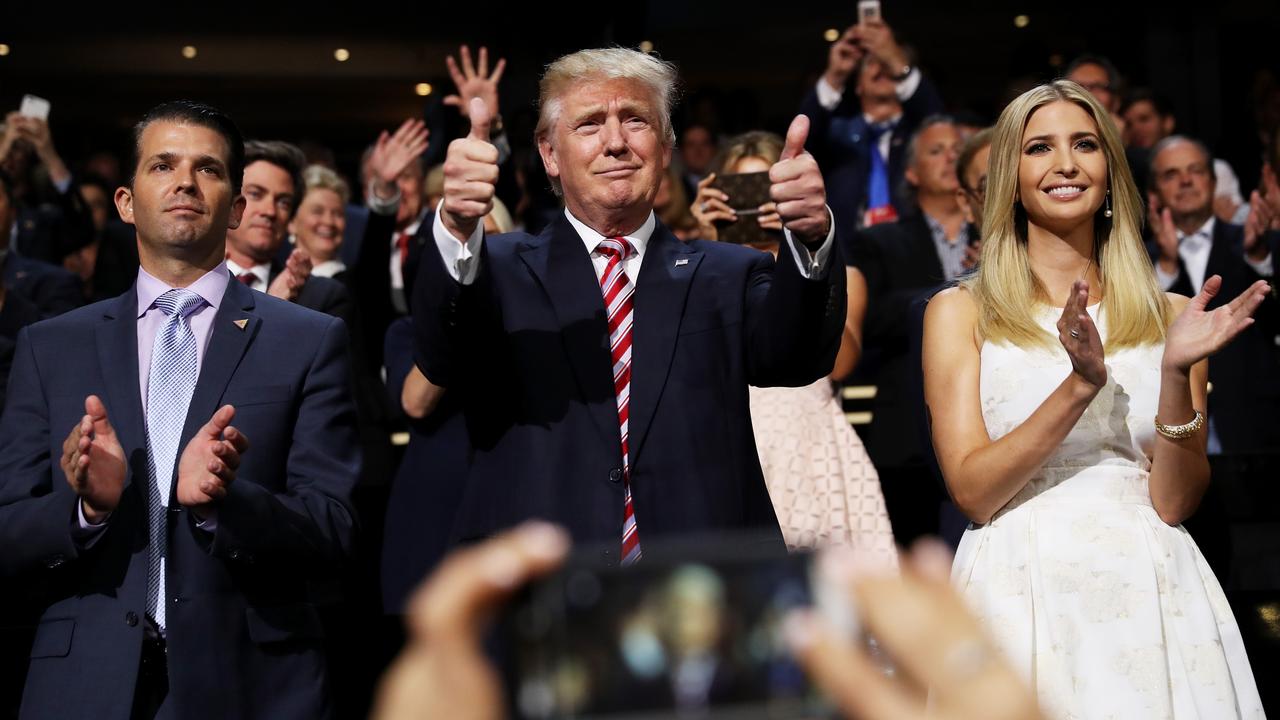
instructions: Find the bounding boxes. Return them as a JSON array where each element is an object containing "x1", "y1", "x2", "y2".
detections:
[{"x1": 597, "y1": 237, "x2": 641, "y2": 565}]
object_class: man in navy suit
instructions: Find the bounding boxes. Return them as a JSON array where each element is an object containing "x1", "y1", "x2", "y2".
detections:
[
  {"x1": 0, "y1": 101, "x2": 360, "y2": 719},
  {"x1": 799, "y1": 16, "x2": 943, "y2": 238},
  {"x1": 1146, "y1": 135, "x2": 1280, "y2": 454},
  {"x1": 414, "y1": 48, "x2": 845, "y2": 561}
]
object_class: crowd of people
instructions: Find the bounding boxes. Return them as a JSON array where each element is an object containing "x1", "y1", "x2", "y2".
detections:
[{"x1": 0, "y1": 13, "x2": 1278, "y2": 719}]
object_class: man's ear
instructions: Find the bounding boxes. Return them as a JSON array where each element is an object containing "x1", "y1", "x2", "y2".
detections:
[
  {"x1": 114, "y1": 186, "x2": 135, "y2": 226},
  {"x1": 228, "y1": 193, "x2": 246, "y2": 230},
  {"x1": 904, "y1": 166, "x2": 920, "y2": 189},
  {"x1": 537, "y1": 137, "x2": 559, "y2": 181}
]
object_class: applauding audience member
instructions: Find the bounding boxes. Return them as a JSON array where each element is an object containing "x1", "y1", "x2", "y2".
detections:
[{"x1": 1146, "y1": 135, "x2": 1280, "y2": 453}]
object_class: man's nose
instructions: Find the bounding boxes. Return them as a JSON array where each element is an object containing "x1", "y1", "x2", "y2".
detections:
[{"x1": 602, "y1": 117, "x2": 627, "y2": 155}]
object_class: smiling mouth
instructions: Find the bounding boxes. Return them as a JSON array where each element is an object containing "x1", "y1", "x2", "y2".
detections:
[
  {"x1": 1043, "y1": 185, "x2": 1087, "y2": 199},
  {"x1": 598, "y1": 167, "x2": 640, "y2": 177}
]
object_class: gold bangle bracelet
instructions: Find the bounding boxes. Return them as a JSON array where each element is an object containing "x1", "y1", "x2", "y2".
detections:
[{"x1": 1154, "y1": 410, "x2": 1204, "y2": 440}]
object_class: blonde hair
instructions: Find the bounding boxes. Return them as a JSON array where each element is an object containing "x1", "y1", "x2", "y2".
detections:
[
  {"x1": 712, "y1": 130, "x2": 783, "y2": 174},
  {"x1": 536, "y1": 47, "x2": 679, "y2": 194},
  {"x1": 301, "y1": 164, "x2": 350, "y2": 206},
  {"x1": 962, "y1": 80, "x2": 1169, "y2": 350},
  {"x1": 485, "y1": 197, "x2": 515, "y2": 234}
]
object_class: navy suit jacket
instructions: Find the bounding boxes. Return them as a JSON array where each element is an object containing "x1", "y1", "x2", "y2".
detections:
[
  {"x1": 0, "y1": 278, "x2": 360, "y2": 719},
  {"x1": 1147, "y1": 222, "x2": 1280, "y2": 454},
  {"x1": 413, "y1": 215, "x2": 845, "y2": 560},
  {"x1": 799, "y1": 75, "x2": 944, "y2": 241},
  {"x1": 3, "y1": 253, "x2": 83, "y2": 318}
]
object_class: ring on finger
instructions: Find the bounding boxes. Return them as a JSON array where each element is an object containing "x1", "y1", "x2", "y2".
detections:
[{"x1": 1069, "y1": 328, "x2": 1080, "y2": 339}]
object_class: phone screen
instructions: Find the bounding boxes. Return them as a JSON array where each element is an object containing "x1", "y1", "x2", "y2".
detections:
[
  {"x1": 857, "y1": 0, "x2": 881, "y2": 23},
  {"x1": 502, "y1": 535, "x2": 833, "y2": 719},
  {"x1": 19, "y1": 95, "x2": 51, "y2": 121}
]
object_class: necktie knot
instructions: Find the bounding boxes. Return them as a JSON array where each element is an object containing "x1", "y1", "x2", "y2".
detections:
[
  {"x1": 598, "y1": 237, "x2": 634, "y2": 261},
  {"x1": 154, "y1": 288, "x2": 204, "y2": 319}
]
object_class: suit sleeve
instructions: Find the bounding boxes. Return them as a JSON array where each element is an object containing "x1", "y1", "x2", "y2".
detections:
[
  {"x1": 744, "y1": 236, "x2": 847, "y2": 387},
  {"x1": 0, "y1": 327, "x2": 82, "y2": 576},
  {"x1": 205, "y1": 317, "x2": 360, "y2": 568},
  {"x1": 411, "y1": 224, "x2": 501, "y2": 390}
]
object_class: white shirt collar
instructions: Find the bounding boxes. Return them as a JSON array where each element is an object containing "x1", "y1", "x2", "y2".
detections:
[
  {"x1": 563, "y1": 208, "x2": 656, "y2": 258},
  {"x1": 1177, "y1": 216, "x2": 1215, "y2": 245},
  {"x1": 225, "y1": 258, "x2": 270, "y2": 290},
  {"x1": 311, "y1": 258, "x2": 346, "y2": 278}
]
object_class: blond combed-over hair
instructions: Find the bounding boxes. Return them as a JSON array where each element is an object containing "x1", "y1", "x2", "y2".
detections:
[
  {"x1": 962, "y1": 80, "x2": 1170, "y2": 351},
  {"x1": 535, "y1": 47, "x2": 679, "y2": 195}
]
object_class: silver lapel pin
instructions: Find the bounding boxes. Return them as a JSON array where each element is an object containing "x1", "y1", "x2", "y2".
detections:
[{"x1": 674, "y1": 258, "x2": 689, "y2": 267}]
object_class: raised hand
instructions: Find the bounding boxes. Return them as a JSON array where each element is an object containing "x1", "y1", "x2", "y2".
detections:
[
  {"x1": 177, "y1": 404, "x2": 249, "y2": 515},
  {"x1": 10, "y1": 114, "x2": 71, "y2": 185},
  {"x1": 770, "y1": 115, "x2": 831, "y2": 243},
  {"x1": 1243, "y1": 190, "x2": 1275, "y2": 261},
  {"x1": 1057, "y1": 279, "x2": 1106, "y2": 389},
  {"x1": 443, "y1": 45, "x2": 506, "y2": 122},
  {"x1": 1147, "y1": 192, "x2": 1179, "y2": 276},
  {"x1": 1261, "y1": 164, "x2": 1280, "y2": 232},
  {"x1": 440, "y1": 98, "x2": 498, "y2": 243},
  {"x1": 856, "y1": 18, "x2": 909, "y2": 72},
  {"x1": 61, "y1": 395, "x2": 127, "y2": 523},
  {"x1": 1163, "y1": 275, "x2": 1270, "y2": 372},
  {"x1": 267, "y1": 248, "x2": 312, "y2": 301},
  {"x1": 824, "y1": 26, "x2": 864, "y2": 91},
  {"x1": 368, "y1": 119, "x2": 429, "y2": 198},
  {"x1": 690, "y1": 173, "x2": 734, "y2": 241}
]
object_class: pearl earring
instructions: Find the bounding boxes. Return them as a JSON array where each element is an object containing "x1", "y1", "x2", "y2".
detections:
[{"x1": 1104, "y1": 189, "x2": 1113, "y2": 218}]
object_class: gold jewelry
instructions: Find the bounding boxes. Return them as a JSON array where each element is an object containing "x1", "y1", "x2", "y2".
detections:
[{"x1": 1154, "y1": 410, "x2": 1204, "y2": 440}]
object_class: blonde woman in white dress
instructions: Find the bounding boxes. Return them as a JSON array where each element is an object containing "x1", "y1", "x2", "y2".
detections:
[
  {"x1": 692, "y1": 132, "x2": 896, "y2": 565},
  {"x1": 923, "y1": 81, "x2": 1266, "y2": 718}
]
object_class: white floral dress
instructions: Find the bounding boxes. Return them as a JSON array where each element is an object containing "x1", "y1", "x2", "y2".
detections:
[{"x1": 952, "y1": 304, "x2": 1263, "y2": 719}]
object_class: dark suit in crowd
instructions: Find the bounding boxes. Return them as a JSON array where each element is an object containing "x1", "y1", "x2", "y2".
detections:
[
  {"x1": 413, "y1": 214, "x2": 845, "y2": 559},
  {"x1": 3, "y1": 252, "x2": 83, "y2": 318},
  {"x1": 0, "y1": 276, "x2": 360, "y2": 719}
]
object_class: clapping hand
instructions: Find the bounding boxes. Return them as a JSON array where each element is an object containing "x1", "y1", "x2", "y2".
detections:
[
  {"x1": 1057, "y1": 280, "x2": 1106, "y2": 389},
  {"x1": 62, "y1": 395, "x2": 127, "y2": 524},
  {"x1": 1243, "y1": 189, "x2": 1276, "y2": 262},
  {"x1": 770, "y1": 115, "x2": 831, "y2": 244},
  {"x1": 267, "y1": 248, "x2": 312, "y2": 301},
  {"x1": 440, "y1": 98, "x2": 498, "y2": 243},
  {"x1": 444, "y1": 45, "x2": 506, "y2": 123},
  {"x1": 1147, "y1": 192, "x2": 1180, "y2": 276},
  {"x1": 1163, "y1": 275, "x2": 1270, "y2": 373},
  {"x1": 368, "y1": 119, "x2": 429, "y2": 201},
  {"x1": 176, "y1": 405, "x2": 249, "y2": 517}
]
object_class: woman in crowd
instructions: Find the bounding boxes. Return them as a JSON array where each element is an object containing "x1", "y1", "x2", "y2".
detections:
[
  {"x1": 291, "y1": 164, "x2": 352, "y2": 281},
  {"x1": 690, "y1": 132, "x2": 895, "y2": 564},
  {"x1": 923, "y1": 80, "x2": 1265, "y2": 717}
]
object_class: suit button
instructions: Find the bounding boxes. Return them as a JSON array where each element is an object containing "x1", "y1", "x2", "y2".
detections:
[
  {"x1": 229, "y1": 549, "x2": 241, "y2": 560},
  {"x1": 125, "y1": 611, "x2": 139, "y2": 627},
  {"x1": 608, "y1": 468, "x2": 622, "y2": 483}
]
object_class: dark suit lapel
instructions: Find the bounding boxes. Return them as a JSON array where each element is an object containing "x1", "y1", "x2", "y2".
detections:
[
  {"x1": 629, "y1": 226, "x2": 702, "y2": 466},
  {"x1": 517, "y1": 217, "x2": 619, "y2": 449},
  {"x1": 178, "y1": 279, "x2": 260, "y2": 454},
  {"x1": 95, "y1": 288, "x2": 147, "y2": 468}
]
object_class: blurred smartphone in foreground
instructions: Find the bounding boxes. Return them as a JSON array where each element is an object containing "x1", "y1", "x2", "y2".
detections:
[
  {"x1": 19, "y1": 94, "x2": 51, "y2": 121},
  {"x1": 501, "y1": 533, "x2": 844, "y2": 719},
  {"x1": 858, "y1": 0, "x2": 881, "y2": 24},
  {"x1": 709, "y1": 171, "x2": 777, "y2": 246}
]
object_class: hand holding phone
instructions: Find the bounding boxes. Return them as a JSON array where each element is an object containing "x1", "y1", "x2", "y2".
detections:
[
  {"x1": 19, "y1": 95, "x2": 51, "y2": 122},
  {"x1": 858, "y1": 0, "x2": 881, "y2": 25}
]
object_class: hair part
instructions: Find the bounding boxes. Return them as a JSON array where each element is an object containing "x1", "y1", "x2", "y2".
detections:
[
  {"x1": 712, "y1": 130, "x2": 784, "y2": 175},
  {"x1": 130, "y1": 100, "x2": 245, "y2": 194},
  {"x1": 301, "y1": 163, "x2": 351, "y2": 207},
  {"x1": 246, "y1": 140, "x2": 308, "y2": 214},
  {"x1": 535, "y1": 47, "x2": 680, "y2": 196},
  {"x1": 962, "y1": 80, "x2": 1170, "y2": 352}
]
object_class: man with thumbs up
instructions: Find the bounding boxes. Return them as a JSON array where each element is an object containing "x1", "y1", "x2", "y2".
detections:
[
  {"x1": 413, "y1": 47, "x2": 845, "y2": 561},
  {"x1": 0, "y1": 101, "x2": 359, "y2": 719}
]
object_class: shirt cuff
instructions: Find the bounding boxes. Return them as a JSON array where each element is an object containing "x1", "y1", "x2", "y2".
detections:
[
  {"x1": 894, "y1": 68, "x2": 922, "y2": 101},
  {"x1": 432, "y1": 200, "x2": 484, "y2": 285},
  {"x1": 782, "y1": 206, "x2": 836, "y2": 279},
  {"x1": 366, "y1": 181, "x2": 401, "y2": 216},
  {"x1": 815, "y1": 78, "x2": 843, "y2": 111},
  {"x1": 1246, "y1": 251, "x2": 1274, "y2": 278},
  {"x1": 73, "y1": 499, "x2": 109, "y2": 548},
  {"x1": 1154, "y1": 262, "x2": 1178, "y2": 291}
]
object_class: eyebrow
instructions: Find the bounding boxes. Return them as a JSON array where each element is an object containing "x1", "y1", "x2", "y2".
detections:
[
  {"x1": 244, "y1": 182, "x2": 293, "y2": 198},
  {"x1": 1023, "y1": 131, "x2": 1100, "y2": 145},
  {"x1": 145, "y1": 152, "x2": 228, "y2": 169}
]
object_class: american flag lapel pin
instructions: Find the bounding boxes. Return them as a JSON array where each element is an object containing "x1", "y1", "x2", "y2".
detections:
[{"x1": 674, "y1": 258, "x2": 689, "y2": 267}]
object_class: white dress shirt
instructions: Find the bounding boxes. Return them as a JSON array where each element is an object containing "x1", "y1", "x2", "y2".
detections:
[
  {"x1": 225, "y1": 258, "x2": 271, "y2": 292},
  {"x1": 814, "y1": 68, "x2": 921, "y2": 163},
  {"x1": 1154, "y1": 216, "x2": 1273, "y2": 293}
]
